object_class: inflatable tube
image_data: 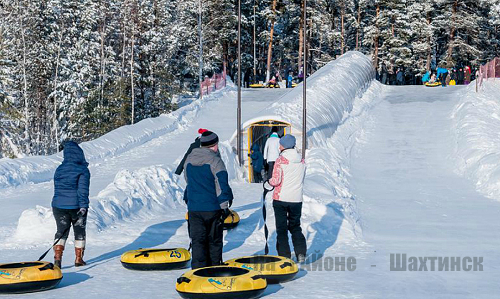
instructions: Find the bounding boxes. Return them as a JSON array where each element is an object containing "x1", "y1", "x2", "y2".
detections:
[
  {"x1": 225, "y1": 255, "x2": 298, "y2": 284},
  {"x1": 249, "y1": 84, "x2": 264, "y2": 88},
  {"x1": 185, "y1": 210, "x2": 240, "y2": 229},
  {"x1": 121, "y1": 248, "x2": 191, "y2": 271},
  {"x1": 425, "y1": 82, "x2": 441, "y2": 87},
  {"x1": 0, "y1": 262, "x2": 62, "y2": 294},
  {"x1": 176, "y1": 266, "x2": 267, "y2": 299}
]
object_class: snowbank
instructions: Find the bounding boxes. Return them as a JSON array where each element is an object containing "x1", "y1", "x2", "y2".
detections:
[
  {"x1": 8, "y1": 165, "x2": 184, "y2": 247},
  {"x1": 251, "y1": 52, "x2": 380, "y2": 247},
  {"x1": 452, "y1": 80, "x2": 500, "y2": 201},
  {"x1": 0, "y1": 86, "x2": 235, "y2": 189}
]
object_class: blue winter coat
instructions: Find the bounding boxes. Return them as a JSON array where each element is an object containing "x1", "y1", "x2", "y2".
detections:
[
  {"x1": 250, "y1": 144, "x2": 264, "y2": 172},
  {"x1": 422, "y1": 72, "x2": 430, "y2": 83},
  {"x1": 52, "y1": 142, "x2": 90, "y2": 209},
  {"x1": 184, "y1": 147, "x2": 233, "y2": 212},
  {"x1": 437, "y1": 67, "x2": 448, "y2": 76}
]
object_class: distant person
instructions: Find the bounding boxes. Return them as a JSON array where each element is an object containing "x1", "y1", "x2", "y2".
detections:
[
  {"x1": 422, "y1": 71, "x2": 430, "y2": 83},
  {"x1": 268, "y1": 134, "x2": 307, "y2": 263},
  {"x1": 298, "y1": 68, "x2": 304, "y2": 83},
  {"x1": 52, "y1": 141, "x2": 90, "y2": 268},
  {"x1": 175, "y1": 128, "x2": 208, "y2": 175},
  {"x1": 429, "y1": 73, "x2": 437, "y2": 83},
  {"x1": 184, "y1": 131, "x2": 233, "y2": 269},
  {"x1": 381, "y1": 63, "x2": 388, "y2": 85},
  {"x1": 250, "y1": 144, "x2": 264, "y2": 183},
  {"x1": 287, "y1": 73, "x2": 293, "y2": 88},
  {"x1": 464, "y1": 66, "x2": 471, "y2": 85},
  {"x1": 263, "y1": 127, "x2": 281, "y2": 179},
  {"x1": 437, "y1": 65, "x2": 448, "y2": 87},
  {"x1": 457, "y1": 68, "x2": 464, "y2": 85},
  {"x1": 396, "y1": 68, "x2": 404, "y2": 85}
]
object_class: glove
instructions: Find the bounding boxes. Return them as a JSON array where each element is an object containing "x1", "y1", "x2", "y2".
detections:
[
  {"x1": 221, "y1": 208, "x2": 231, "y2": 221},
  {"x1": 77, "y1": 208, "x2": 87, "y2": 217}
]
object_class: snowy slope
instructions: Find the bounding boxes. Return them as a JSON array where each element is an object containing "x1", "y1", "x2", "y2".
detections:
[
  {"x1": 452, "y1": 80, "x2": 500, "y2": 201},
  {"x1": 0, "y1": 52, "x2": 382, "y2": 299}
]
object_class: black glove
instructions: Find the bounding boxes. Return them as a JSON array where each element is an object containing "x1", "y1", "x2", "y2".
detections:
[{"x1": 221, "y1": 208, "x2": 231, "y2": 221}]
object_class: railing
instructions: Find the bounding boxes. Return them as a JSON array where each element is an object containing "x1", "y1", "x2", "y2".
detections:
[
  {"x1": 477, "y1": 57, "x2": 500, "y2": 91},
  {"x1": 200, "y1": 68, "x2": 227, "y2": 98}
]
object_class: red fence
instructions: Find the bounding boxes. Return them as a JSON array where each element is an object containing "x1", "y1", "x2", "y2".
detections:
[
  {"x1": 200, "y1": 69, "x2": 227, "y2": 98},
  {"x1": 477, "y1": 57, "x2": 500, "y2": 91}
]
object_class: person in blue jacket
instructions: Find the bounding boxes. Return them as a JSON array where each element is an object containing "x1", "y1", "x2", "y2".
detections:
[
  {"x1": 52, "y1": 141, "x2": 90, "y2": 268},
  {"x1": 250, "y1": 143, "x2": 264, "y2": 183},
  {"x1": 184, "y1": 131, "x2": 234, "y2": 269},
  {"x1": 437, "y1": 65, "x2": 449, "y2": 87}
]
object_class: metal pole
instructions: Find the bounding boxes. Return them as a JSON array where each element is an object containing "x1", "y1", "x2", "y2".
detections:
[
  {"x1": 253, "y1": 0, "x2": 256, "y2": 79},
  {"x1": 237, "y1": 0, "x2": 242, "y2": 166},
  {"x1": 198, "y1": 0, "x2": 203, "y2": 99},
  {"x1": 302, "y1": 0, "x2": 307, "y2": 160}
]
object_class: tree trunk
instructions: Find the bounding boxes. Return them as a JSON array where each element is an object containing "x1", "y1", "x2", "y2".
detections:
[
  {"x1": 19, "y1": 3, "x2": 30, "y2": 153},
  {"x1": 341, "y1": 1, "x2": 345, "y2": 55},
  {"x1": 356, "y1": 3, "x2": 361, "y2": 50},
  {"x1": 426, "y1": 11, "x2": 431, "y2": 71},
  {"x1": 373, "y1": 4, "x2": 380, "y2": 68},
  {"x1": 130, "y1": 29, "x2": 135, "y2": 124},
  {"x1": 447, "y1": 0, "x2": 458, "y2": 61},
  {"x1": 265, "y1": 0, "x2": 277, "y2": 82}
]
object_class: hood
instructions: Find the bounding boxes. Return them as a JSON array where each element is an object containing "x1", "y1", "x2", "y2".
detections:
[
  {"x1": 63, "y1": 141, "x2": 88, "y2": 166},
  {"x1": 270, "y1": 133, "x2": 279, "y2": 138},
  {"x1": 281, "y1": 148, "x2": 302, "y2": 163},
  {"x1": 188, "y1": 147, "x2": 218, "y2": 166}
]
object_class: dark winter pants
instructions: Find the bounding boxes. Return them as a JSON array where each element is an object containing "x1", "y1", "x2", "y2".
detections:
[
  {"x1": 188, "y1": 210, "x2": 224, "y2": 269},
  {"x1": 267, "y1": 161, "x2": 275, "y2": 180},
  {"x1": 53, "y1": 207, "x2": 87, "y2": 242},
  {"x1": 253, "y1": 170, "x2": 263, "y2": 183},
  {"x1": 440, "y1": 73, "x2": 448, "y2": 87},
  {"x1": 273, "y1": 200, "x2": 307, "y2": 258}
]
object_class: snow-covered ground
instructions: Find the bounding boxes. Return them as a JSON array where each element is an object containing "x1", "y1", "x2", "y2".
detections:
[
  {"x1": 1, "y1": 52, "x2": 500, "y2": 298},
  {"x1": 452, "y1": 80, "x2": 500, "y2": 201}
]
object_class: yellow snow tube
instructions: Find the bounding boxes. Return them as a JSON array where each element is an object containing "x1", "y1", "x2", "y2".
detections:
[
  {"x1": 425, "y1": 82, "x2": 441, "y2": 87},
  {"x1": 176, "y1": 266, "x2": 267, "y2": 299},
  {"x1": 185, "y1": 210, "x2": 240, "y2": 229},
  {"x1": 0, "y1": 261, "x2": 62, "y2": 294},
  {"x1": 249, "y1": 83, "x2": 264, "y2": 88},
  {"x1": 121, "y1": 248, "x2": 191, "y2": 270},
  {"x1": 225, "y1": 255, "x2": 298, "y2": 284},
  {"x1": 449, "y1": 79, "x2": 456, "y2": 85}
]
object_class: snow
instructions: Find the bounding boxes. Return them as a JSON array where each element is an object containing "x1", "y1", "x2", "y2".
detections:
[
  {"x1": 1, "y1": 52, "x2": 500, "y2": 298},
  {"x1": 452, "y1": 80, "x2": 500, "y2": 201},
  {"x1": 0, "y1": 86, "x2": 233, "y2": 189}
]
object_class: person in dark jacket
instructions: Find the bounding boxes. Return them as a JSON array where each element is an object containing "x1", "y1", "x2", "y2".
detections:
[
  {"x1": 457, "y1": 68, "x2": 464, "y2": 85},
  {"x1": 184, "y1": 131, "x2": 234, "y2": 269},
  {"x1": 396, "y1": 68, "x2": 404, "y2": 85},
  {"x1": 51, "y1": 141, "x2": 90, "y2": 268},
  {"x1": 250, "y1": 143, "x2": 264, "y2": 183},
  {"x1": 175, "y1": 128, "x2": 208, "y2": 176}
]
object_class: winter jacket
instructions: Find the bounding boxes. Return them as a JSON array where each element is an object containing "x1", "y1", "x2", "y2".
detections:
[
  {"x1": 184, "y1": 147, "x2": 233, "y2": 212},
  {"x1": 269, "y1": 148, "x2": 306, "y2": 203},
  {"x1": 263, "y1": 133, "x2": 280, "y2": 162},
  {"x1": 437, "y1": 67, "x2": 448, "y2": 77},
  {"x1": 175, "y1": 137, "x2": 201, "y2": 175},
  {"x1": 396, "y1": 71, "x2": 403, "y2": 82},
  {"x1": 250, "y1": 144, "x2": 264, "y2": 173},
  {"x1": 52, "y1": 142, "x2": 90, "y2": 209},
  {"x1": 422, "y1": 72, "x2": 430, "y2": 83}
]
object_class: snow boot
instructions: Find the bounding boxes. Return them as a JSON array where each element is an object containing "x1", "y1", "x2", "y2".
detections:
[
  {"x1": 297, "y1": 254, "x2": 306, "y2": 264},
  {"x1": 54, "y1": 245, "x2": 64, "y2": 268},
  {"x1": 75, "y1": 247, "x2": 87, "y2": 267}
]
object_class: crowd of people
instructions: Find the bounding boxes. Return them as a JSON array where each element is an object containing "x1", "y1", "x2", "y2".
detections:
[
  {"x1": 377, "y1": 62, "x2": 476, "y2": 86},
  {"x1": 49, "y1": 127, "x2": 308, "y2": 269}
]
